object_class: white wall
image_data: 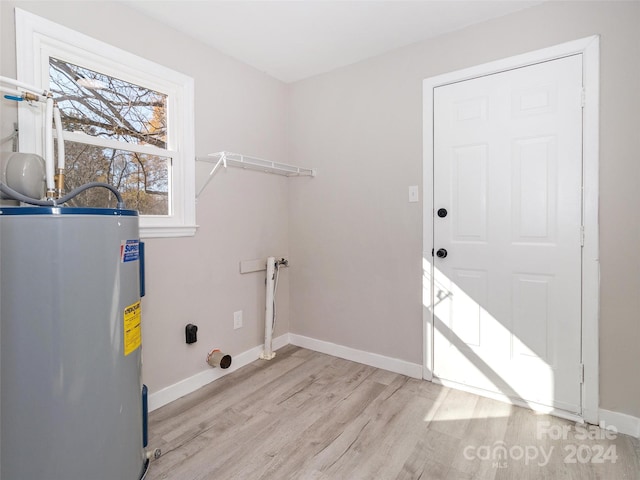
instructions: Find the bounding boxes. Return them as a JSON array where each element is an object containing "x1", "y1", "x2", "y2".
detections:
[
  {"x1": 287, "y1": 0, "x2": 640, "y2": 419},
  {"x1": 0, "y1": 1, "x2": 290, "y2": 394}
]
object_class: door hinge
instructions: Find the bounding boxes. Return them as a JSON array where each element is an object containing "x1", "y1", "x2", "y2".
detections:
[
  {"x1": 579, "y1": 363, "x2": 585, "y2": 384},
  {"x1": 580, "y1": 226, "x2": 585, "y2": 247},
  {"x1": 581, "y1": 87, "x2": 586, "y2": 108}
]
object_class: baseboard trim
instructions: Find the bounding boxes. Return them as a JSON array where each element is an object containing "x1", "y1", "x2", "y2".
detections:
[
  {"x1": 148, "y1": 333, "x2": 290, "y2": 411},
  {"x1": 148, "y1": 333, "x2": 640, "y2": 440},
  {"x1": 148, "y1": 333, "x2": 421, "y2": 411},
  {"x1": 288, "y1": 333, "x2": 422, "y2": 379},
  {"x1": 599, "y1": 408, "x2": 640, "y2": 438}
]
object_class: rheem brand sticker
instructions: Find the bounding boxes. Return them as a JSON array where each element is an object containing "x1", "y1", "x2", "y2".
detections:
[
  {"x1": 123, "y1": 300, "x2": 141, "y2": 356},
  {"x1": 121, "y1": 239, "x2": 140, "y2": 263}
]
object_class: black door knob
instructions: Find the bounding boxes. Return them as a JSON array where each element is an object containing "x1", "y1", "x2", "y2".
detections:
[
  {"x1": 437, "y1": 208, "x2": 448, "y2": 218},
  {"x1": 436, "y1": 248, "x2": 448, "y2": 258}
]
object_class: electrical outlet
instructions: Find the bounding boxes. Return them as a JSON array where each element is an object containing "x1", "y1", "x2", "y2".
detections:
[{"x1": 233, "y1": 310, "x2": 243, "y2": 329}]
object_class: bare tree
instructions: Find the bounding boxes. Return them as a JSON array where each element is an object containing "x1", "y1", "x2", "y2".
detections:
[{"x1": 49, "y1": 57, "x2": 169, "y2": 214}]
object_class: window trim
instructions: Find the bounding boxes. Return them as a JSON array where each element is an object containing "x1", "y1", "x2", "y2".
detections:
[{"x1": 15, "y1": 8, "x2": 197, "y2": 238}]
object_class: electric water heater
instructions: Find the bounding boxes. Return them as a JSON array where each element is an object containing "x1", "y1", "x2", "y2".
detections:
[{"x1": 0, "y1": 207, "x2": 147, "y2": 479}]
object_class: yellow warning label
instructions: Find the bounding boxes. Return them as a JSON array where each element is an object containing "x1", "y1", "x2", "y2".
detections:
[{"x1": 124, "y1": 300, "x2": 141, "y2": 356}]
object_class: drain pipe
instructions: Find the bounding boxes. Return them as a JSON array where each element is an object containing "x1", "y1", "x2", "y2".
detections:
[
  {"x1": 260, "y1": 256, "x2": 277, "y2": 360},
  {"x1": 206, "y1": 348, "x2": 232, "y2": 369}
]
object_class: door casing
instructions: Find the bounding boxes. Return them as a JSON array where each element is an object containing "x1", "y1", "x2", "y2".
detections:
[{"x1": 422, "y1": 36, "x2": 600, "y2": 424}]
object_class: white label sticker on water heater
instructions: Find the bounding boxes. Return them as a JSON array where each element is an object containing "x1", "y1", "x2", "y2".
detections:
[{"x1": 120, "y1": 240, "x2": 140, "y2": 263}]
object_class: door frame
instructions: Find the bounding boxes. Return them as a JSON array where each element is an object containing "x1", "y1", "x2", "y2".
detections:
[{"x1": 422, "y1": 36, "x2": 600, "y2": 424}]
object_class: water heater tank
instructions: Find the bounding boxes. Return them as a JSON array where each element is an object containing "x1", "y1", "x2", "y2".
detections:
[{"x1": 0, "y1": 207, "x2": 147, "y2": 480}]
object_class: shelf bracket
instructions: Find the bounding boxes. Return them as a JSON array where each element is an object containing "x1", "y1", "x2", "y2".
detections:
[{"x1": 196, "y1": 152, "x2": 228, "y2": 198}]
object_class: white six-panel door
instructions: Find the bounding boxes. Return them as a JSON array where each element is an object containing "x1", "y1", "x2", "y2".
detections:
[{"x1": 432, "y1": 54, "x2": 583, "y2": 413}]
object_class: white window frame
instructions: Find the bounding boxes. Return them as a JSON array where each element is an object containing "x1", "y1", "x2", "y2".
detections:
[{"x1": 15, "y1": 8, "x2": 197, "y2": 238}]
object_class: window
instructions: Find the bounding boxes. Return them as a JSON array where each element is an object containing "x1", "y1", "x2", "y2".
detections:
[
  {"x1": 16, "y1": 9, "x2": 196, "y2": 237},
  {"x1": 49, "y1": 58, "x2": 170, "y2": 215}
]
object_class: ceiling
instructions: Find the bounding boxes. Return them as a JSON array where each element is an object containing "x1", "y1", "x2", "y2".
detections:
[{"x1": 123, "y1": 1, "x2": 543, "y2": 83}]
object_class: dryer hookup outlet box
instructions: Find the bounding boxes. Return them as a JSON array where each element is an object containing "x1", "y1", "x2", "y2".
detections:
[{"x1": 185, "y1": 324, "x2": 198, "y2": 344}]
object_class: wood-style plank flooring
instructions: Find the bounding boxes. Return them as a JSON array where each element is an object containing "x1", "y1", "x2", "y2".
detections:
[{"x1": 146, "y1": 345, "x2": 640, "y2": 480}]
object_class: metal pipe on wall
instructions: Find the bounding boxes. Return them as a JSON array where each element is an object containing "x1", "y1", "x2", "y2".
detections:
[{"x1": 260, "y1": 256, "x2": 277, "y2": 360}]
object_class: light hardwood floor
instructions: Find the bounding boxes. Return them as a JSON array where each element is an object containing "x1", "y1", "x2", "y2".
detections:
[{"x1": 147, "y1": 345, "x2": 640, "y2": 480}]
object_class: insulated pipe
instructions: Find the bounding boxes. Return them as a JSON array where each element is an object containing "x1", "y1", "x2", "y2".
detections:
[
  {"x1": 44, "y1": 97, "x2": 55, "y2": 198},
  {"x1": 0, "y1": 86, "x2": 26, "y2": 99},
  {"x1": 1, "y1": 75, "x2": 58, "y2": 197},
  {"x1": 53, "y1": 106, "x2": 64, "y2": 170},
  {"x1": 260, "y1": 256, "x2": 276, "y2": 360},
  {"x1": 0, "y1": 76, "x2": 49, "y2": 97},
  {"x1": 53, "y1": 106, "x2": 65, "y2": 195}
]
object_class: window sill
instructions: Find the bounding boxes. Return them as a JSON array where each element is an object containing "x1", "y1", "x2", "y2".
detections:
[{"x1": 140, "y1": 224, "x2": 198, "y2": 239}]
